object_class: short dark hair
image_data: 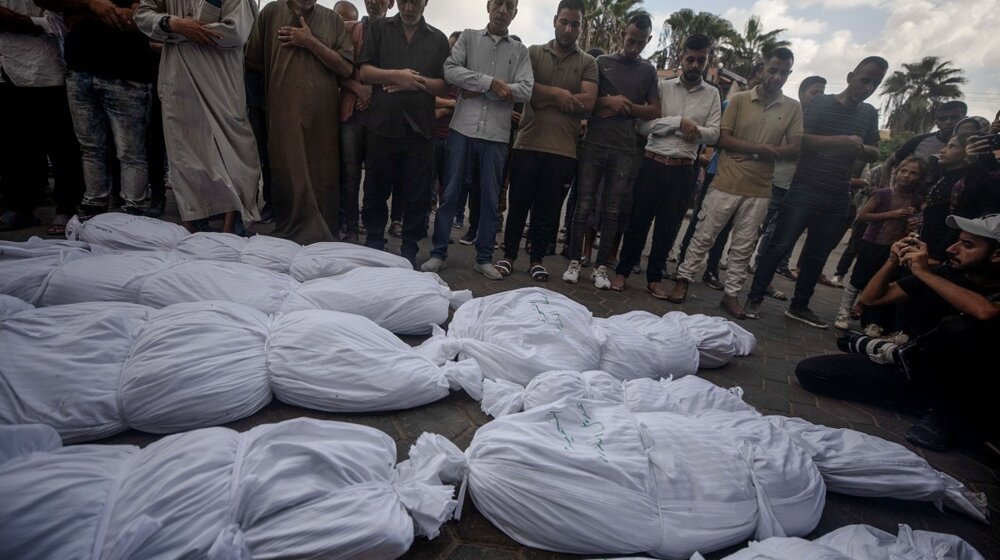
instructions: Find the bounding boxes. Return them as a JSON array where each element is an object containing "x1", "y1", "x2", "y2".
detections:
[
  {"x1": 587, "y1": 47, "x2": 605, "y2": 58},
  {"x1": 855, "y1": 56, "x2": 889, "y2": 73},
  {"x1": 682, "y1": 33, "x2": 712, "y2": 53},
  {"x1": 937, "y1": 100, "x2": 968, "y2": 115},
  {"x1": 627, "y1": 12, "x2": 653, "y2": 32},
  {"x1": 450, "y1": 31, "x2": 462, "y2": 40},
  {"x1": 766, "y1": 47, "x2": 794, "y2": 63},
  {"x1": 556, "y1": 0, "x2": 585, "y2": 15},
  {"x1": 798, "y1": 75, "x2": 826, "y2": 96}
]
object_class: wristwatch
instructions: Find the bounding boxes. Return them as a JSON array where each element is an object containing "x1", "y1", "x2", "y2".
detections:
[
  {"x1": 751, "y1": 153, "x2": 760, "y2": 161},
  {"x1": 159, "y1": 15, "x2": 172, "y2": 33}
]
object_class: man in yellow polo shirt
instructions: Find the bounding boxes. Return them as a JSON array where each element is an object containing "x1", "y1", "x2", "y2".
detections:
[{"x1": 668, "y1": 47, "x2": 803, "y2": 319}]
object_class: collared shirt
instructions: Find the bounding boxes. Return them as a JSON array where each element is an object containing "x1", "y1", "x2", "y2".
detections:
[
  {"x1": 514, "y1": 41, "x2": 598, "y2": 159},
  {"x1": 0, "y1": 0, "x2": 65, "y2": 87},
  {"x1": 445, "y1": 28, "x2": 533, "y2": 143},
  {"x1": 712, "y1": 87, "x2": 803, "y2": 198},
  {"x1": 638, "y1": 78, "x2": 721, "y2": 161},
  {"x1": 358, "y1": 14, "x2": 450, "y2": 139}
]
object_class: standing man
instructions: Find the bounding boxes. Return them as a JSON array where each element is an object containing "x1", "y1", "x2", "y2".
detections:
[
  {"x1": 748, "y1": 56, "x2": 887, "y2": 327},
  {"x1": 492, "y1": 0, "x2": 597, "y2": 282},
  {"x1": 0, "y1": 2, "x2": 83, "y2": 233},
  {"x1": 358, "y1": 0, "x2": 450, "y2": 267},
  {"x1": 338, "y1": 0, "x2": 394, "y2": 244},
  {"x1": 669, "y1": 47, "x2": 803, "y2": 318},
  {"x1": 560, "y1": 13, "x2": 660, "y2": 289},
  {"x1": 136, "y1": 0, "x2": 262, "y2": 234},
  {"x1": 37, "y1": 0, "x2": 157, "y2": 219},
  {"x1": 610, "y1": 33, "x2": 721, "y2": 296},
  {"x1": 247, "y1": 0, "x2": 354, "y2": 244},
  {"x1": 422, "y1": 0, "x2": 533, "y2": 279}
]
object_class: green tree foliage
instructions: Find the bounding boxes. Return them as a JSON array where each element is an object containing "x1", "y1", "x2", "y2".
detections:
[{"x1": 881, "y1": 56, "x2": 966, "y2": 137}]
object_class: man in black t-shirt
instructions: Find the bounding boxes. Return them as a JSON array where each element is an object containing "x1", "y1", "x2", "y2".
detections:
[
  {"x1": 747, "y1": 57, "x2": 887, "y2": 328},
  {"x1": 37, "y1": 0, "x2": 158, "y2": 218},
  {"x1": 795, "y1": 213, "x2": 1000, "y2": 451}
]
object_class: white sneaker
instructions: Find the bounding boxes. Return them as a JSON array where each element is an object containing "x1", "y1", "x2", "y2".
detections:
[
  {"x1": 562, "y1": 260, "x2": 581, "y2": 283},
  {"x1": 473, "y1": 262, "x2": 502, "y2": 281},
  {"x1": 593, "y1": 265, "x2": 611, "y2": 290},
  {"x1": 831, "y1": 274, "x2": 844, "y2": 286},
  {"x1": 420, "y1": 257, "x2": 447, "y2": 273},
  {"x1": 834, "y1": 311, "x2": 851, "y2": 331},
  {"x1": 863, "y1": 323, "x2": 884, "y2": 337}
]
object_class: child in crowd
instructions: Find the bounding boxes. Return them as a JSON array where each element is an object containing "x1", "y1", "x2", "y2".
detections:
[{"x1": 834, "y1": 156, "x2": 927, "y2": 331}]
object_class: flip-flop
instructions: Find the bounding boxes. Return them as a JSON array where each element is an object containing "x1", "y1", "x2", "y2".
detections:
[
  {"x1": 47, "y1": 214, "x2": 70, "y2": 236},
  {"x1": 494, "y1": 259, "x2": 513, "y2": 277},
  {"x1": 529, "y1": 264, "x2": 549, "y2": 282}
]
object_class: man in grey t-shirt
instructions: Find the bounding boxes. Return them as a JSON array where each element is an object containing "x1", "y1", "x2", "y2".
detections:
[{"x1": 561, "y1": 12, "x2": 660, "y2": 289}]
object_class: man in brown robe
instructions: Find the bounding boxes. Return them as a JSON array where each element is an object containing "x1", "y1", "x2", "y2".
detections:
[{"x1": 246, "y1": 0, "x2": 353, "y2": 244}]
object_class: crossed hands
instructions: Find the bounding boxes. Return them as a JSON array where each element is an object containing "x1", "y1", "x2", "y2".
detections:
[{"x1": 596, "y1": 94, "x2": 630, "y2": 118}]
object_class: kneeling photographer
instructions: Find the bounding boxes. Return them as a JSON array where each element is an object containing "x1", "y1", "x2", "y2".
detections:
[{"x1": 795, "y1": 214, "x2": 1000, "y2": 451}]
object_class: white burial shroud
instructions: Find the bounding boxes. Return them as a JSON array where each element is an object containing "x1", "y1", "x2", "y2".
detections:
[
  {"x1": 0, "y1": 301, "x2": 481, "y2": 442},
  {"x1": 0, "y1": 419, "x2": 461, "y2": 560},
  {"x1": 0, "y1": 249, "x2": 469, "y2": 335}
]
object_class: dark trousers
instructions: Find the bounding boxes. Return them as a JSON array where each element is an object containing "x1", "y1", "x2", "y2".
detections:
[
  {"x1": 502, "y1": 149, "x2": 576, "y2": 264},
  {"x1": 796, "y1": 315, "x2": 999, "y2": 426},
  {"x1": 755, "y1": 185, "x2": 792, "y2": 271},
  {"x1": 750, "y1": 184, "x2": 849, "y2": 308},
  {"x1": 362, "y1": 130, "x2": 433, "y2": 266},
  {"x1": 568, "y1": 143, "x2": 639, "y2": 265},
  {"x1": 616, "y1": 159, "x2": 696, "y2": 283},
  {"x1": 0, "y1": 82, "x2": 84, "y2": 216},
  {"x1": 340, "y1": 119, "x2": 366, "y2": 234},
  {"x1": 836, "y1": 217, "x2": 868, "y2": 277},
  {"x1": 145, "y1": 76, "x2": 167, "y2": 203},
  {"x1": 678, "y1": 172, "x2": 730, "y2": 276}
]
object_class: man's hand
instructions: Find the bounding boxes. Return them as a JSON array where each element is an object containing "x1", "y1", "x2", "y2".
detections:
[
  {"x1": 899, "y1": 238, "x2": 930, "y2": 275},
  {"x1": 148, "y1": 40, "x2": 163, "y2": 53},
  {"x1": 384, "y1": 69, "x2": 427, "y2": 93},
  {"x1": 88, "y1": 0, "x2": 128, "y2": 29},
  {"x1": 354, "y1": 84, "x2": 372, "y2": 110},
  {"x1": 171, "y1": 17, "x2": 223, "y2": 46},
  {"x1": 551, "y1": 88, "x2": 583, "y2": 113},
  {"x1": 278, "y1": 17, "x2": 317, "y2": 49},
  {"x1": 890, "y1": 235, "x2": 917, "y2": 263},
  {"x1": 730, "y1": 144, "x2": 780, "y2": 162},
  {"x1": 596, "y1": 94, "x2": 631, "y2": 118},
  {"x1": 679, "y1": 117, "x2": 701, "y2": 142},
  {"x1": 489, "y1": 78, "x2": 513, "y2": 103},
  {"x1": 966, "y1": 136, "x2": 994, "y2": 163},
  {"x1": 842, "y1": 135, "x2": 865, "y2": 155}
]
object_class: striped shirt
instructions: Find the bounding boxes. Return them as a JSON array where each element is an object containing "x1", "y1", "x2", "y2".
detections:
[{"x1": 792, "y1": 94, "x2": 880, "y2": 196}]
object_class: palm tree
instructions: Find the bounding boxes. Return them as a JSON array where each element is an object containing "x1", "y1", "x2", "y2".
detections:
[
  {"x1": 881, "y1": 56, "x2": 967, "y2": 136},
  {"x1": 579, "y1": 0, "x2": 647, "y2": 54},
  {"x1": 652, "y1": 9, "x2": 736, "y2": 69},
  {"x1": 718, "y1": 16, "x2": 790, "y2": 79}
]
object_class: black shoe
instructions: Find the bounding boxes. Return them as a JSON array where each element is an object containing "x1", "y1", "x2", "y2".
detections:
[
  {"x1": 906, "y1": 412, "x2": 956, "y2": 452},
  {"x1": 785, "y1": 306, "x2": 828, "y2": 329},
  {"x1": 388, "y1": 221, "x2": 403, "y2": 238},
  {"x1": 76, "y1": 204, "x2": 107, "y2": 221},
  {"x1": 458, "y1": 230, "x2": 476, "y2": 245},
  {"x1": 145, "y1": 197, "x2": 166, "y2": 218},
  {"x1": 122, "y1": 206, "x2": 145, "y2": 216},
  {"x1": 776, "y1": 266, "x2": 796, "y2": 281},
  {"x1": 702, "y1": 272, "x2": 724, "y2": 290}
]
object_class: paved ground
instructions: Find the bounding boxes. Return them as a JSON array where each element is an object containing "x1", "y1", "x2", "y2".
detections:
[{"x1": 4, "y1": 198, "x2": 998, "y2": 559}]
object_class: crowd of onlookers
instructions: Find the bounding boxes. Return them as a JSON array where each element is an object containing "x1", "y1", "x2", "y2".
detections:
[{"x1": 2, "y1": 0, "x2": 999, "y2": 449}]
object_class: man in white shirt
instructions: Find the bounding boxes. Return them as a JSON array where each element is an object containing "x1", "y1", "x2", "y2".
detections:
[
  {"x1": 0, "y1": 0, "x2": 83, "y2": 233},
  {"x1": 610, "y1": 34, "x2": 721, "y2": 297}
]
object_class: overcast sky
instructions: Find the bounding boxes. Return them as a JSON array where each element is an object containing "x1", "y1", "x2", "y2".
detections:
[{"x1": 305, "y1": 0, "x2": 1000, "y2": 126}]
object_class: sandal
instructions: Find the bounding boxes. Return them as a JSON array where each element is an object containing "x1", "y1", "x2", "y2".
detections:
[
  {"x1": 610, "y1": 274, "x2": 626, "y2": 292},
  {"x1": 494, "y1": 259, "x2": 513, "y2": 277},
  {"x1": 529, "y1": 264, "x2": 549, "y2": 282},
  {"x1": 47, "y1": 214, "x2": 70, "y2": 236},
  {"x1": 766, "y1": 285, "x2": 787, "y2": 301}
]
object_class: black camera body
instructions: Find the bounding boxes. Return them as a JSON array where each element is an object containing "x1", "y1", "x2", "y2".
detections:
[{"x1": 971, "y1": 132, "x2": 1000, "y2": 150}]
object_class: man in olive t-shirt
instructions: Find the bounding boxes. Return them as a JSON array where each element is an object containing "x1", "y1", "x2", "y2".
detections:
[{"x1": 493, "y1": 0, "x2": 598, "y2": 281}]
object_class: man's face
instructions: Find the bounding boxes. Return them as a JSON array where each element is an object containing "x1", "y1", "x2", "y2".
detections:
[
  {"x1": 488, "y1": 0, "x2": 517, "y2": 34},
  {"x1": 845, "y1": 62, "x2": 886, "y2": 104},
  {"x1": 365, "y1": 0, "x2": 393, "y2": 19},
  {"x1": 799, "y1": 82, "x2": 825, "y2": 105},
  {"x1": 935, "y1": 108, "x2": 965, "y2": 137},
  {"x1": 621, "y1": 24, "x2": 651, "y2": 60},
  {"x1": 679, "y1": 47, "x2": 709, "y2": 84},
  {"x1": 552, "y1": 8, "x2": 582, "y2": 49},
  {"x1": 292, "y1": 0, "x2": 318, "y2": 13},
  {"x1": 759, "y1": 57, "x2": 792, "y2": 95},
  {"x1": 396, "y1": 0, "x2": 425, "y2": 26},
  {"x1": 946, "y1": 232, "x2": 999, "y2": 273}
]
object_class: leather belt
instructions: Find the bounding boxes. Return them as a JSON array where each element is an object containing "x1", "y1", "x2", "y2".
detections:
[{"x1": 644, "y1": 150, "x2": 695, "y2": 166}]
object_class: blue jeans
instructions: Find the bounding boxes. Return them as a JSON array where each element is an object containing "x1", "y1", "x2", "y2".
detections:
[
  {"x1": 66, "y1": 70, "x2": 150, "y2": 211},
  {"x1": 754, "y1": 185, "x2": 792, "y2": 271},
  {"x1": 749, "y1": 184, "x2": 850, "y2": 308},
  {"x1": 431, "y1": 131, "x2": 508, "y2": 264}
]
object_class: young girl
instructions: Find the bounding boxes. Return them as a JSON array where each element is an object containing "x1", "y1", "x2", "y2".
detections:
[{"x1": 834, "y1": 156, "x2": 927, "y2": 331}]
